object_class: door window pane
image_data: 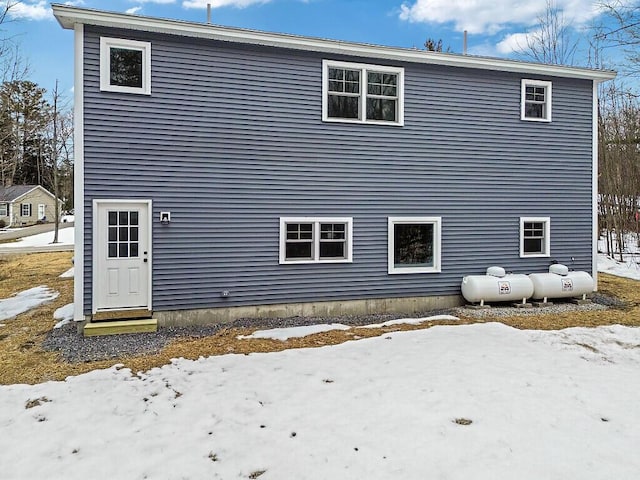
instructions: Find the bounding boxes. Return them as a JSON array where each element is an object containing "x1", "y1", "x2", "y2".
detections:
[{"x1": 106, "y1": 209, "x2": 142, "y2": 258}]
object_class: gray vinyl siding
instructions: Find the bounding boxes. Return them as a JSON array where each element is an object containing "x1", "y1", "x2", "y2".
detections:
[{"x1": 83, "y1": 26, "x2": 594, "y2": 313}]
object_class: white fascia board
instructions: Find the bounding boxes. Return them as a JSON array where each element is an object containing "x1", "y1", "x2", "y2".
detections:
[{"x1": 52, "y1": 4, "x2": 616, "y2": 82}]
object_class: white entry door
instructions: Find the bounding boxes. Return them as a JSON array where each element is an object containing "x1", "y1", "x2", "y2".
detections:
[
  {"x1": 94, "y1": 201, "x2": 151, "y2": 311},
  {"x1": 37, "y1": 204, "x2": 46, "y2": 220}
]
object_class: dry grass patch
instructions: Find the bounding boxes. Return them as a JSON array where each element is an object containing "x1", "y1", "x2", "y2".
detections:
[
  {"x1": 0, "y1": 252, "x2": 77, "y2": 384},
  {"x1": 0, "y1": 251, "x2": 639, "y2": 386}
]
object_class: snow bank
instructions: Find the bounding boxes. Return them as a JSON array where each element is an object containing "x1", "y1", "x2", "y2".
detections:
[
  {"x1": 59, "y1": 267, "x2": 74, "y2": 278},
  {"x1": 357, "y1": 314, "x2": 459, "y2": 328},
  {"x1": 53, "y1": 303, "x2": 75, "y2": 329},
  {"x1": 238, "y1": 323, "x2": 351, "y2": 341}
]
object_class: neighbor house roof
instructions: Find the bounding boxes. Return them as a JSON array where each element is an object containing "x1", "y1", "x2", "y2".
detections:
[
  {"x1": 52, "y1": 4, "x2": 616, "y2": 83},
  {"x1": 0, "y1": 185, "x2": 55, "y2": 202}
]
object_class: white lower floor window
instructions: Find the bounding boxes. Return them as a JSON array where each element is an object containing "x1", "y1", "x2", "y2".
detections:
[
  {"x1": 388, "y1": 217, "x2": 442, "y2": 274},
  {"x1": 520, "y1": 217, "x2": 550, "y2": 257},
  {"x1": 279, "y1": 217, "x2": 353, "y2": 264}
]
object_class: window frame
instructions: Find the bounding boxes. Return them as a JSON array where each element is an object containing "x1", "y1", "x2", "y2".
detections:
[
  {"x1": 521, "y1": 79, "x2": 552, "y2": 122},
  {"x1": 520, "y1": 216, "x2": 551, "y2": 258},
  {"x1": 322, "y1": 60, "x2": 404, "y2": 126},
  {"x1": 20, "y1": 203, "x2": 32, "y2": 217},
  {"x1": 279, "y1": 217, "x2": 353, "y2": 264},
  {"x1": 0, "y1": 203, "x2": 7, "y2": 216},
  {"x1": 100, "y1": 37, "x2": 152, "y2": 95},
  {"x1": 388, "y1": 216, "x2": 442, "y2": 274}
]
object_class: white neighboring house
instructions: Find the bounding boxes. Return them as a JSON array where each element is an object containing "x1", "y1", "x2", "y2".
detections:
[{"x1": 0, "y1": 185, "x2": 63, "y2": 227}]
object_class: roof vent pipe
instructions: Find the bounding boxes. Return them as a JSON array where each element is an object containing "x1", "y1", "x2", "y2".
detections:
[
  {"x1": 207, "y1": 3, "x2": 211, "y2": 24},
  {"x1": 463, "y1": 30, "x2": 467, "y2": 55}
]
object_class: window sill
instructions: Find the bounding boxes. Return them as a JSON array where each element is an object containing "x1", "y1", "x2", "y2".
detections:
[
  {"x1": 520, "y1": 116, "x2": 551, "y2": 123},
  {"x1": 322, "y1": 117, "x2": 404, "y2": 127},
  {"x1": 280, "y1": 259, "x2": 353, "y2": 265},
  {"x1": 100, "y1": 86, "x2": 151, "y2": 95},
  {"x1": 519, "y1": 253, "x2": 550, "y2": 258},
  {"x1": 388, "y1": 266, "x2": 441, "y2": 274}
]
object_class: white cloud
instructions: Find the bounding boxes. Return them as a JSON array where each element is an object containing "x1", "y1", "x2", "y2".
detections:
[
  {"x1": 8, "y1": 1, "x2": 52, "y2": 21},
  {"x1": 399, "y1": 0, "x2": 605, "y2": 35},
  {"x1": 126, "y1": 6, "x2": 143, "y2": 14},
  {"x1": 496, "y1": 31, "x2": 535, "y2": 55},
  {"x1": 182, "y1": 0, "x2": 271, "y2": 8}
]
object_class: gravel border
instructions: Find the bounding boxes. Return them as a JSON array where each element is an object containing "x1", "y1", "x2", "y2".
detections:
[{"x1": 43, "y1": 294, "x2": 622, "y2": 363}]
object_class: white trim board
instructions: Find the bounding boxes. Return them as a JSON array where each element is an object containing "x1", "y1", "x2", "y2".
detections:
[
  {"x1": 73, "y1": 23, "x2": 85, "y2": 322},
  {"x1": 52, "y1": 4, "x2": 616, "y2": 82}
]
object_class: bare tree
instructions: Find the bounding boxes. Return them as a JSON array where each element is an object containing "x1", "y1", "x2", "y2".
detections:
[
  {"x1": 516, "y1": 0, "x2": 580, "y2": 65},
  {"x1": 597, "y1": 2, "x2": 640, "y2": 76},
  {"x1": 423, "y1": 38, "x2": 451, "y2": 53},
  {"x1": 598, "y1": 82, "x2": 640, "y2": 259},
  {"x1": 47, "y1": 80, "x2": 73, "y2": 243}
]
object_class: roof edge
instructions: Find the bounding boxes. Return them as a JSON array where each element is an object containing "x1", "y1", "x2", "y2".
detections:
[{"x1": 51, "y1": 3, "x2": 616, "y2": 82}]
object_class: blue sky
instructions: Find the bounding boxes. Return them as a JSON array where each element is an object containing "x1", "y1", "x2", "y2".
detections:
[{"x1": 0, "y1": 0, "x2": 627, "y2": 95}]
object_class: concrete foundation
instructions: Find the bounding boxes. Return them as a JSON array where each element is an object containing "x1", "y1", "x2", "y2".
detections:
[{"x1": 155, "y1": 294, "x2": 464, "y2": 327}]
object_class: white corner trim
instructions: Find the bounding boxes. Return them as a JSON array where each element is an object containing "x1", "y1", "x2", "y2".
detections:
[
  {"x1": 519, "y1": 216, "x2": 551, "y2": 258},
  {"x1": 521, "y1": 79, "x2": 552, "y2": 122},
  {"x1": 73, "y1": 23, "x2": 85, "y2": 322},
  {"x1": 279, "y1": 216, "x2": 353, "y2": 264},
  {"x1": 52, "y1": 4, "x2": 616, "y2": 82},
  {"x1": 592, "y1": 81, "x2": 599, "y2": 290},
  {"x1": 388, "y1": 216, "x2": 442, "y2": 274},
  {"x1": 99, "y1": 37, "x2": 151, "y2": 95}
]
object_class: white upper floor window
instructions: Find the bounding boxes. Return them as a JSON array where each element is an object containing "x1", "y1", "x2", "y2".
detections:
[
  {"x1": 323, "y1": 60, "x2": 404, "y2": 126},
  {"x1": 100, "y1": 37, "x2": 151, "y2": 95},
  {"x1": 521, "y1": 79, "x2": 552, "y2": 122}
]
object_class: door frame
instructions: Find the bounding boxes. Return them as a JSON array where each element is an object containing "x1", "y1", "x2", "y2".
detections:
[{"x1": 92, "y1": 199, "x2": 153, "y2": 314}]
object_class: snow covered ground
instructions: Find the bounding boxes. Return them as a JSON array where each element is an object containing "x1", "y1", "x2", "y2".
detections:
[
  {"x1": 1, "y1": 322, "x2": 638, "y2": 479},
  {"x1": 0, "y1": 286, "x2": 59, "y2": 321},
  {"x1": 0, "y1": 226, "x2": 74, "y2": 248},
  {"x1": 52, "y1": 303, "x2": 75, "y2": 329},
  {"x1": 597, "y1": 254, "x2": 640, "y2": 281}
]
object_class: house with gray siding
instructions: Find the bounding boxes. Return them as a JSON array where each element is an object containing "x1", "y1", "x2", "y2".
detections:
[{"x1": 53, "y1": 4, "x2": 615, "y2": 330}]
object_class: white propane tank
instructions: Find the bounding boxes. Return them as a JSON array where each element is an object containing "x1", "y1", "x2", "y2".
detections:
[
  {"x1": 529, "y1": 264, "x2": 594, "y2": 301},
  {"x1": 461, "y1": 268, "x2": 534, "y2": 305}
]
